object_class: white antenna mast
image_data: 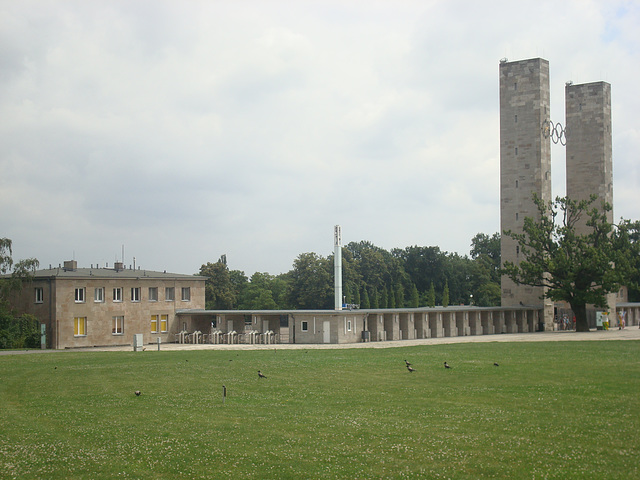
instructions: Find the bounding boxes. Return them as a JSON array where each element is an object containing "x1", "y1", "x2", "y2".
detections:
[{"x1": 334, "y1": 225, "x2": 342, "y2": 310}]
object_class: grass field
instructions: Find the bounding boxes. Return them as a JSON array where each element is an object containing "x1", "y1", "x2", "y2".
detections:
[{"x1": 1, "y1": 341, "x2": 638, "y2": 479}]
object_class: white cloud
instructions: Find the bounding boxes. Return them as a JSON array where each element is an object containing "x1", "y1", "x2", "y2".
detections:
[{"x1": 1, "y1": 0, "x2": 638, "y2": 275}]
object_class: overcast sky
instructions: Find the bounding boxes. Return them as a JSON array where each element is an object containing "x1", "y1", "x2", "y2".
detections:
[{"x1": 1, "y1": 0, "x2": 639, "y2": 276}]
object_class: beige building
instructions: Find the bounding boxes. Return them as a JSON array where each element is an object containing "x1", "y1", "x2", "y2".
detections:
[{"x1": 8, "y1": 260, "x2": 205, "y2": 349}]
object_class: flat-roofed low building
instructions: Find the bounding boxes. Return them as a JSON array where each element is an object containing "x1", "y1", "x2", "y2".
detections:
[{"x1": 5, "y1": 260, "x2": 205, "y2": 349}]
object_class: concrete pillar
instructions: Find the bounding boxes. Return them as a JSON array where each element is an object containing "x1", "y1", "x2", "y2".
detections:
[
  {"x1": 469, "y1": 310, "x2": 482, "y2": 335},
  {"x1": 429, "y1": 312, "x2": 443, "y2": 338},
  {"x1": 443, "y1": 311, "x2": 458, "y2": 337},
  {"x1": 482, "y1": 311, "x2": 495, "y2": 335}
]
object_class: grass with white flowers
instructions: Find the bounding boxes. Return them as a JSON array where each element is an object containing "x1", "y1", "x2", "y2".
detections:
[{"x1": 1, "y1": 340, "x2": 638, "y2": 479}]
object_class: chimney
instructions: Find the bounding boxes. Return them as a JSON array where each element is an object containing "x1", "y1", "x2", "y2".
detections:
[
  {"x1": 114, "y1": 261, "x2": 124, "y2": 272},
  {"x1": 63, "y1": 260, "x2": 77, "y2": 271}
]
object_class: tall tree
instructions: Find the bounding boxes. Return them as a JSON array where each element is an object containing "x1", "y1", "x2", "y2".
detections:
[
  {"x1": 0, "y1": 239, "x2": 40, "y2": 349},
  {"x1": 502, "y1": 195, "x2": 637, "y2": 332},
  {"x1": 394, "y1": 283, "x2": 404, "y2": 308},
  {"x1": 409, "y1": 283, "x2": 419, "y2": 308},
  {"x1": 287, "y1": 252, "x2": 332, "y2": 309},
  {"x1": 198, "y1": 262, "x2": 245, "y2": 309},
  {"x1": 442, "y1": 280, "x2": 450, "y2": 307},
  {"x1": 370, "y1": 287, "x2": 380, "y2": 309},
  {"x1": 361, "y1": 287, "x2": 371, "y2": 309},
  {"x1": 426, "y1": 282, "x2": 436, "y2": 308}
]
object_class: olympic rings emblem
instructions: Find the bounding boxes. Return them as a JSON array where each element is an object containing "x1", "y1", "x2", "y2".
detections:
[{"x1": 541, "y1": 119, "x2": 567, "y2": 146}]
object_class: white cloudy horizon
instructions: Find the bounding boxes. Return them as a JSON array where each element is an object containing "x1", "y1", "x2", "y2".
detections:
[{"x1": 1, "y1": 0, "x2": 638, "y2": 276}]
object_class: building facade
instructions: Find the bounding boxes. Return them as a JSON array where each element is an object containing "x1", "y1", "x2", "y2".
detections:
[{"x1": 7, "y1": 260, "x2": 205, "y2": 349}]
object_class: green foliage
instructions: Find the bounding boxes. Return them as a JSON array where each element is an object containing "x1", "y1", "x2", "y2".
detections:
[
  {"x1": 0, "y1": 238, "x2": 41, "y2": 349},
  {"x1": 286, "y1": 252, "x2": 332, "y2": 309},
  {"x1": 394, "y1": 283, "x2": 404, "y2": 308},
  {"x1": 1, "y1": 341, "x2": 638, "y2": 478},
  {"x1": 200, "y1": 232, "x2": 505, "y2": 310},
  {"x1": 360, "y1": 287, "x2": 370, "y2": 308},
  {"x1": 426, "y1": 282, "x2": 436, "y2": 307},
  {"x1": 442, "y1": 280, "x2": 450, "y2": 307},
  {"x1": 502, "y1": 195, "x2": 637, "y2": 331},
  {"x1": 370, "y1": 287, "x2": 379, "y2": 309},
  {"x1": 380, "y1": 285, "x2": 388, "y2": 308},
  {"x1": 409, "y1": 283, "x2": 419, "y2": 308},
  {"x1": 0, "y1": 312, "x2": 40, "y2": 349},
  {"x1": 198, "y1": 262, "x2": 245, "y2": 309}
]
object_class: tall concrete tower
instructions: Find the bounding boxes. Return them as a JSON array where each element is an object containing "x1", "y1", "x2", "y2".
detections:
[
  {"x1": 499, "y1": 58, "x2": 552, "y2": 307},
  {"x1": 565, "y1": 81, "x2": 613, "y2": 226},
  {"x1": 565, "y1": 81, "x2": 615, "y2": 313}
]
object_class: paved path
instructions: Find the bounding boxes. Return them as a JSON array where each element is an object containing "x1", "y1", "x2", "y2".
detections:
[
  {"x1": 79, "y1": 327, "x2": 640, "y2": 352},
  {"x1": 2, "y1": 327, "x2": 638, "y2": 355}
]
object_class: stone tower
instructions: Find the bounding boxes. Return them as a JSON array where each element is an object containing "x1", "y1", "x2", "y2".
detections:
[
  {"x1": 499, "y1": 58, "x2": 552, "y2": 307},
  {"x1": 565, "y1": 81, "x2": 616, "y2": 314},
  {"x1": 565, "y1": 81, "x2": 613, "y2": 225}
]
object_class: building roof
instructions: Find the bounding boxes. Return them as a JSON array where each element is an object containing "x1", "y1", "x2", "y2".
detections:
[{"x1": 27, "y1": 265, "x2": 204, "y2": 281}]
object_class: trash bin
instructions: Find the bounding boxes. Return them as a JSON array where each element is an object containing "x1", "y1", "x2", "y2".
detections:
[{"x1": 361, "y1": 331, "x2": 370, "y2": 342}]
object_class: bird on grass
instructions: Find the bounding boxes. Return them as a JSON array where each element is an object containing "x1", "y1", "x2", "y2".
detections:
[
  {"x1": 404, "y1": 360, "x2": 412, "y2": 367},
  {"x1": 258, "y1": 370, "x2": 267, "y2": 379},
  {"x1": 135, "y1": 390, "x2": 141, "y2": 396},
  {"x1": 406, "y1": 365, "x2": 415, "y2": 373},
  {"x1": 494, "y1": 362, "x2": 500, "y2": 367},
  {"x1": 444, "y1": 362, "x2": 452, "y2": 369}
]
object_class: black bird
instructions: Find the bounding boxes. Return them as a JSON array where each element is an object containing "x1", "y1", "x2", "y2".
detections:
[
  {"x1": 494, "y1": 362, "x2": 499, "y2": 367},
  {"x1": 444, "y1": 362, "x2": 452, "y2": 369},
  {"x1": 135, "y1": 390, "x2": 141, "y2": 396},
  {"x1": 406, "y1": 365, "x2": 415, "y2": 373},
  {"x1": 258, "y1": 370, "x2": 267, "y2": 379},
  {"x1": 404, "y1": 360, "x2": 412, "y2": 367}
]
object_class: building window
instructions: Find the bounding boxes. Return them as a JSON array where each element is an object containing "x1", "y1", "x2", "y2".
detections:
[
  {"x1": 35, "y1": 287, "x2": 43, "y2": 304},
  {"x1": 515, "y1": 180, "x2": 519, "y2": 188},
  {"x1": 74, "y1": 317, "x2": 87, "y2": 336},
  {"x1": 113, "y1": 316, "x2": 124, "y2": 335},
  {"x1": 151, "y1": 315, "x2": 158, "y2": 333},
  {"x1": 149, "y1": 287, "x2": 158, "y2": 302},
  {"x1": 113, "y1": 287, "x2": 122, "y2": 302},
  {"x1": 131, "y1": 287, "x2": 140, "y2": 302},
  {"x1": 160, "y1": 314, "x2": 168, "y2": 333},
  {"x1": 181, "y1": 287, "x2": 191, "y2": 301},
  {"x1": 516, "y1": 213, "x2": 519, "y2": 221},
  {"x1": 301, "y1": 321, "x2": 309, "y2": 332},
  {"x1": 515, "y1": 114, "x2": 518, "y2": 123},
  {"x1": 515, "y1": 147, "x2": 518, "y2": 155},
  {"x1": 347, "y1": 320, "x2": 352, "y2": 331},
  {"x1": 75, "y1": 288, "x2": 85, "y2": 303},
  {"x1": 165, "y1": 287, "x2": 175, "y2": 302},
  {"x1": 94, "y1": 287, "x2": 105, "y2": 303}
]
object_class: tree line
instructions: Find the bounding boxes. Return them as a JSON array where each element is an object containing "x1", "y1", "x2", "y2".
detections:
[
  {"x1": 199, "y1": 233, "x2": 502, "y2": 310},
  {"x1": 200, "y1": 195, "x2": 640, "y2": 323},
  {"x1": 0, "y1": 238, "x2": 40, "y2": 348}
]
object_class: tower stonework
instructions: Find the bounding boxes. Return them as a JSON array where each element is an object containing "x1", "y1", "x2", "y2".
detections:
[
  {"x1": 565, "y1": 81, "x2": 616, "y2": 314},
  {"x1": 565, "y1": 82, "x2": 613, "y2": 226},
  {"x1": 499, "y1": 58, "x2": 552, "y2": 308}
]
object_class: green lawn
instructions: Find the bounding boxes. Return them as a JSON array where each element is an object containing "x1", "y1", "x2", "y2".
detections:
[{"x1": 1, "y1": 341, "x2": 638, "y2": 479}]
